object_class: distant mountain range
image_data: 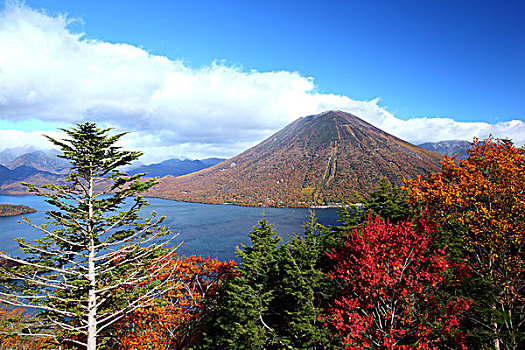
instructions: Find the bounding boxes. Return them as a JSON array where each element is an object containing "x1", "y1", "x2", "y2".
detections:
[
  {"x1": 417, "y1": 140, "x2": 472, "y2": 160},
  {"x1": 0, "y1": 163, "x2": 66, "y2": 194},
  {"x1": 0, "y1": 150, "x2": 70, "y2": 193},
  {"x1": 6, "y1": 151, "x2": 70, "y2": 174},
  {"x1": 0, "y1": 148, "x2": 225, "y2": 194},
  {"x1": 128, "y1": 158, "x2": 225, "y2": 178},
  {"x1": 0, "y1": 145, "x2": 40, "y2": 165},
  {"x1": 150, "y1": 111, "x2": 443, "y2": 207},
  {"x1": 1, "y1": 122, "x2": 472, "y2": 205}
]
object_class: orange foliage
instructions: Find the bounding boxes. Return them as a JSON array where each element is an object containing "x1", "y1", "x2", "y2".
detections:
[
  {"x1": 405, "y1": 136, "x2": 525, "y2": 346},
  {"x1": 111, "y1": 255, "x2": 236, "y2": 350},
  {"x1": 0, "y1": 306, "x2": 51, "y2": 350}
]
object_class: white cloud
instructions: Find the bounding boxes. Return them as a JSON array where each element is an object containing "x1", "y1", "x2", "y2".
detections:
[
  {"x1": 0, "y1": 128, "x2": 64, "y2": 149},
  {"x1": 0, "y1": 1, "x2": 524, "y2": 164}
]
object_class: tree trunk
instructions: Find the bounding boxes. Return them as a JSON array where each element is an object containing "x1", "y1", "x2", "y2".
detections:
[
  {"x1": 87, "y1": 170, "x2": 97, "y2": 350},
  {"x1": 87, "y1": 245, "x2": 97, "y2": 350},
  {"x1": 493, "y1": 303, "x2": 500, "y2": 350}
]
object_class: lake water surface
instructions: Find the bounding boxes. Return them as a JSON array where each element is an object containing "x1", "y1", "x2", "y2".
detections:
[{"x1": 0, "y1": 195, "x2": 340, "y2": 261}]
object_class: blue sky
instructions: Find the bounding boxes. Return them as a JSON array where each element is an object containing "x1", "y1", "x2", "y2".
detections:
[{"x1": 1, "y1": 0, "x2": 524, "y2": 162}]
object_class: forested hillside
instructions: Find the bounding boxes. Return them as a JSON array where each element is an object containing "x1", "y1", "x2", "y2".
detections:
[{"x1": 0, "y1": 204, "x2": 36, "y2": 216}]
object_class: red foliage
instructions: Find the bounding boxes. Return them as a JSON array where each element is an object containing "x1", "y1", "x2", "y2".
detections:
[
  {"x1": 111, "y1": 254, "x2": 236, "y2": 350},
  {"x1": 323, "y1": 214, "x2": 470, "y2": 349}
]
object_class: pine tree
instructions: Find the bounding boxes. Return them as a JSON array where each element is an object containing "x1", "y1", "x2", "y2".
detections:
[
  {"x1": 200, "y1": 214, "x2": 340, "y2": 349},
  {"x1": 335, "y1": 178, "x2": 414, "y2": 234},
  {"x1": 200, "y1": 217, "x2": 285, "y2": 349},
  {"x1": 280, "y1": 213, "x2": 338, "y2": 348},
  {"x1": 0, "y1": 123, "x2": 178, "y2": 350},
  {"x1": 363, "y1": 178, "x2": 413, "y2": 223}
]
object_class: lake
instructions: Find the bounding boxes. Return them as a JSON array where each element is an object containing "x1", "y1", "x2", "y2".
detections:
[{"x1": 0, "y1": 195, "x2": 340, "y2": 262}]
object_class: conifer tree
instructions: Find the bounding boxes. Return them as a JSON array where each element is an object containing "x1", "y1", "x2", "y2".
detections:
[
  {"x1": 336, "y1": 178, "x2": 414, "y2": 233},
  {"x1": 0, "y1": 123, "x2": 178, "y2": 350},
  {"x1": 280, "y1": 213, "x2": 338, "y2": 348},
  {"x1": 200, "y1": 217, "x2": 284, "y2": 349},
  {"x1": 363, "y1": 178, "x2": 413, "y2": 223},
  {"x1": 200, "y1": 215, "x2": 340, "y2": 349}
]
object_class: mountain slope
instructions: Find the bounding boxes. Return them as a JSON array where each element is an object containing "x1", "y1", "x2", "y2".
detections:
[
  {"x1": 150, "y1": 111, "x2": 443, "y2": 207},
  {"x1": 0, "y1": 165, "x2": 66, "y2": 194},
  {"x1": 7, "y1": 151, "x2": 69, "y2": 173},
  {"x1": 0, "y1": 151, "x2": 69, "y2": 194},
  {"x1": 0, "y1": 145, "x2": 40, "y2": 165}
]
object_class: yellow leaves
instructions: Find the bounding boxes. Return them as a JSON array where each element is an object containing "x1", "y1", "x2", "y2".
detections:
[{"x1": 406, "y1": 136, "x2": 525, "y2": 308}]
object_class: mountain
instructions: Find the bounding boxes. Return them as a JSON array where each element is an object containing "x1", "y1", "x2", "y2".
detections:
[
  {"x1": 7, "y1": 151, "x2": 70, "y2": 174},
  {"x1": 0, "y1": 164, "x2": 66, "y2": 194},
  {"x1": 417, "y1": 140, "x2": 472, "y2": 160},
  {"x1": 127, "y1": 158, "x2": 225, "y2": 178},
  {"x1": 0, "y1": 150, "x2": 69, "y2": 194},
  {"x1": 0, "y1": 149, "x2": 222, "y2": 194},
  {"x1": 0, "y1": 145, "x2": 40, "y2": 165},
  {"x1": 0, "y1": 164, "x2": 11, "y2": 179},
  {"x1": 200, "y1": 158, "x2": 226, "y2": 167},
  {"x1": 150, "y1": 111, "x2": 443, "y2": 207}
]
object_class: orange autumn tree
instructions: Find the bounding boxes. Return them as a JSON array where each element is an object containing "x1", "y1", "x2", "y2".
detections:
[
  {"x1": 405, "y1": 137, "x2": 525, "y2": 349},
  {"x1": 109, "y1": 254, "x2": 236, "y2": 350},
  {"x1": 0, "y1": 305, "x2": 50, "y2": 350}
]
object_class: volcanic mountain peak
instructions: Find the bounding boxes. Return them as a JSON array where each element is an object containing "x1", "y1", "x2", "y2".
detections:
[{"x1": 151, "y1": 111, "x2": 443, "y2": 207}]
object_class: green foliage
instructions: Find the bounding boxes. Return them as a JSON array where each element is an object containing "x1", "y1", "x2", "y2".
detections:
[
  {"x1": 335, "y1": 178, "x2": 414, "y2": 235},
  {"x1": 280, "y1": 213, "x2": 340, "y2": 348},
  {"x1": 199, "y1": 214, "x2": 339, "y2": 349},
  {"x1": 362, "y1": 178, "x2": 414, "y2": 223},
  {"x1": 199, "y1": 217, "x2": 281, "y2": 348}
]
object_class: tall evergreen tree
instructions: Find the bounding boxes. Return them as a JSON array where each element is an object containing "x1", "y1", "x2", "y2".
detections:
[
  {"x1": 280, "y1": 213, "x2": 339, "y2": 348},
  {"x1": 200, "y1": 215, "x2": 340, "y2": 349},
  {"x1": 336, "y1": 178, "x2": 414, "y2": 234},
  {"x1": 0, "y1": 123, "x2": 178, "y2": 350},
  {"x1": 200, "y1": 217, "x2": 285, "y2": 349}
]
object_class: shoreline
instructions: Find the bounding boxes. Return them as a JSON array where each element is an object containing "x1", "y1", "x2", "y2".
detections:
[{"x1": 0, "y1": 193, "x2": 352, "y2": 210}]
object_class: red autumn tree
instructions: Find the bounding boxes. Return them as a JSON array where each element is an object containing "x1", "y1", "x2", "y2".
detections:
[
  {"x1": 323, "y1": 214, "x2": 470, "y2": 349},
  {"x1": 109, "y1": 254, "x2": 236, "y2": 350}
]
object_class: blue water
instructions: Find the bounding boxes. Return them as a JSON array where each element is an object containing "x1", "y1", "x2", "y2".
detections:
[{"x1": 0, "y1": 195, "x2": 340, "y2": 261}]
